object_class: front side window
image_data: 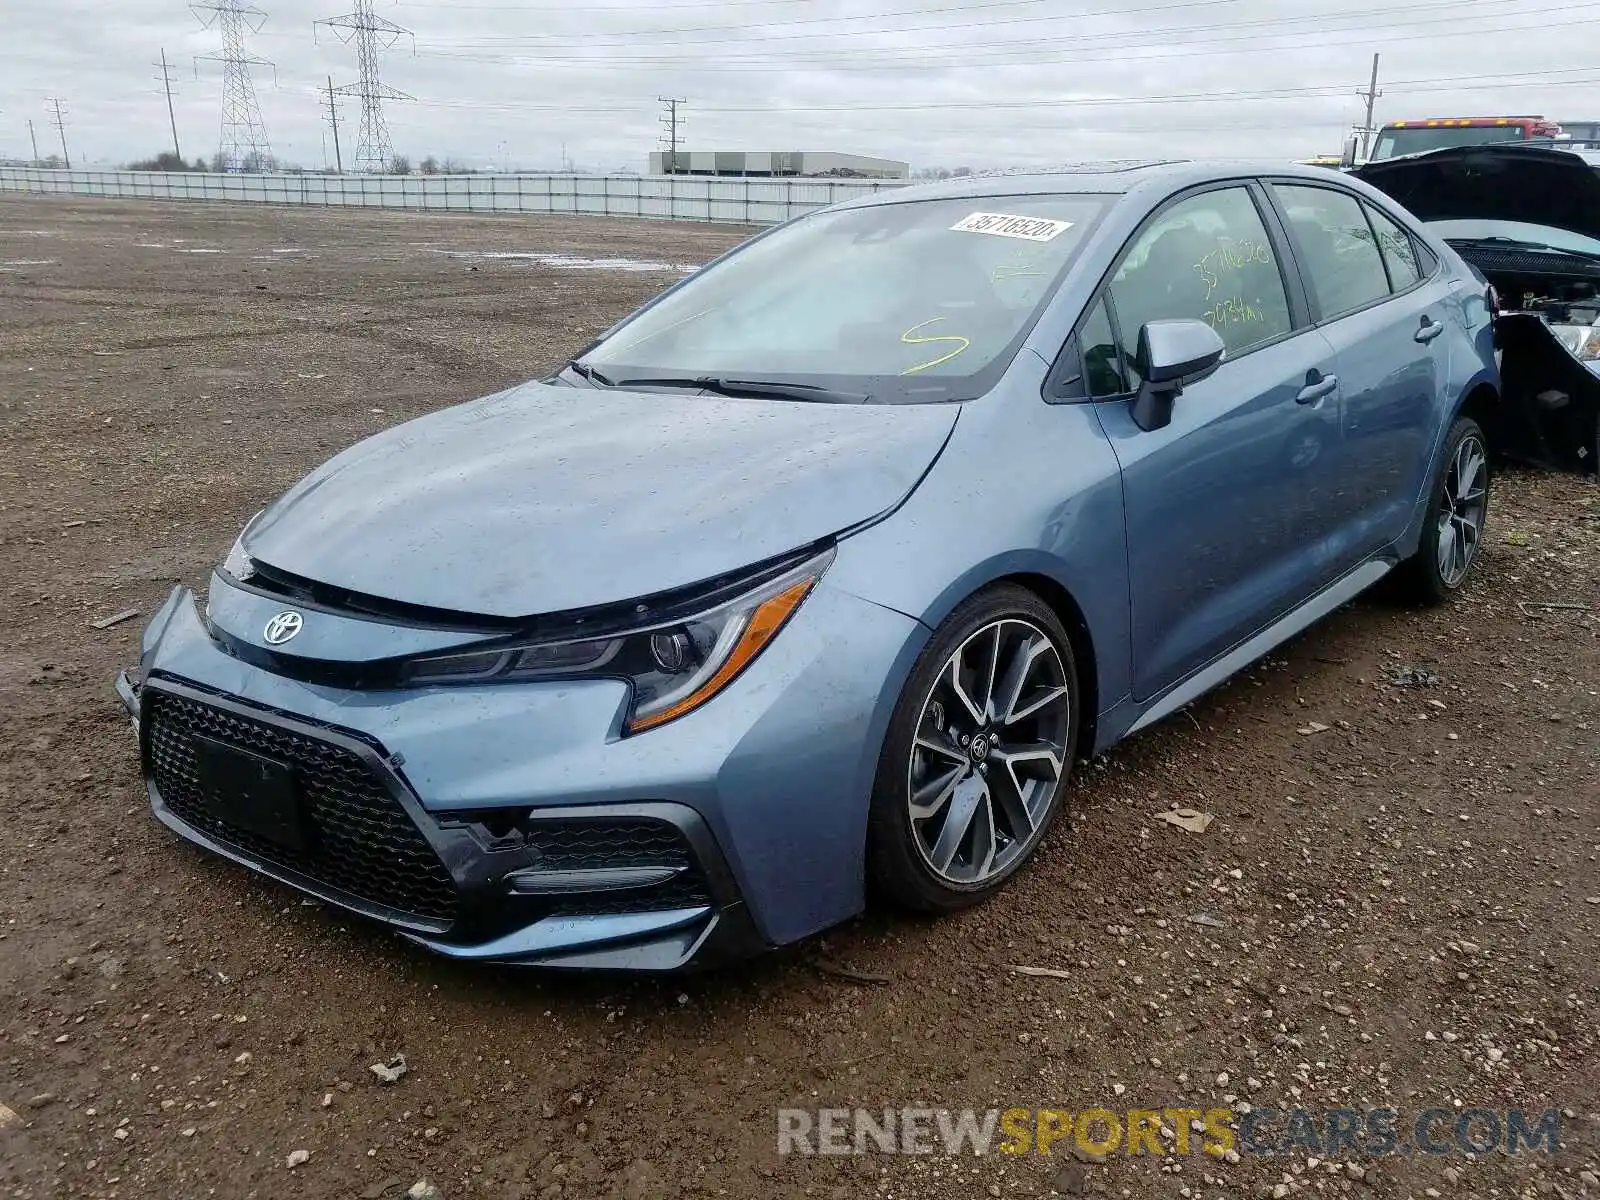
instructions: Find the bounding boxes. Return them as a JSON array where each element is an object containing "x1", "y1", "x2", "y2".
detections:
[
  {"x1": 1273, "y1": 184, "x2": 1391, "y2": 320},
  {"x1": 1364, "y1": 203, "x2": 1422, "y2": 290},
  {"x1": 581, "y1": 194, "x2": 1107, "y2": 404},
  {"x1": 1108, "y1": 186, "x2": 1292, "y2": 379}
]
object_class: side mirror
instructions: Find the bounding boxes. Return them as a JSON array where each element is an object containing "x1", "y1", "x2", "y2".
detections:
[
  {"x1": 1131, "y1": 319, "x2": 1225, "y2": 432},
  {"x1": 1339, "y1": 134, "x2": 1360, "y2": 170}
]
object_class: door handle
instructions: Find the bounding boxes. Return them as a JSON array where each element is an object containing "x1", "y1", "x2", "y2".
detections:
[
  {"x1": 1415, "y1": 316, "x2": 1444, "y2": 344},
  {"x1": 1296, "y1": 374, "x2": 1338, "y2": 404}
]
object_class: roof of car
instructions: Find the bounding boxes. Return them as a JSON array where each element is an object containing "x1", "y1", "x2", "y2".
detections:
[{"x1": 836, "y1": 159, "x2": 1362, "y2": 208}]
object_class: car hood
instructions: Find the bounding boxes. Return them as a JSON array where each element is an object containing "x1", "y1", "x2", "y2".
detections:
[
  {"x1": 1356, "y1": 145, "x2": 1600, "y2": 242},
  {"x1": 244, "y1": 381, "x2": 959, "y2": 619}
]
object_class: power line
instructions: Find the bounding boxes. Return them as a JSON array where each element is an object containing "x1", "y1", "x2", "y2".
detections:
[
  {"x1": 394, "y1": 65, "x2": 1600, "y2": 118},
  {"x1": 193, "y1": 0, "x2": 274, "y2": 172},
  {"x1": 416, "y1": 0, "x2": 1521, "y2": 51},
  {"x1": 155, "y1": 48, "x2": 183, "y2": 162},
  {"x1": 395, "y1": 0, "x2": 1028, "y2": 10},
  {"x1": 658, "y1": 96, "x2": 684, "y2": 173},
  {"x1": 45, "y1": 98, "x2": 70, "y2": 168},
  {"x1": 317, "y1": 0, "x2": 415, "y2": 173},
  {"x1": 422, "y1": 0, "x2": 1240, "y2": 45},
  {"x1": 414, "y1": 0, "x2": 1600, "y2": 68}
]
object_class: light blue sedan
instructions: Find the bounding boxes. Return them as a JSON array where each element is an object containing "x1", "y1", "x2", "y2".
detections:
[{"x1": 119, "y1": 160, "x2": 1499, "y2": 969}]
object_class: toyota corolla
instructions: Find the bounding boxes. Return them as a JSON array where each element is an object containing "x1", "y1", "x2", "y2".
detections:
[{"x1": 119, "y1": 160, "x2": 1499, "y2": 970}]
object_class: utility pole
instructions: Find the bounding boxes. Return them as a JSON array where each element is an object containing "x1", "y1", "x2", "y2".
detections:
[
  {"x1": 323, "y1": 74, "x2": 343, "y2": 172},
  {"x1": 27, "y1": 118, "x2": 40, "y2": 166},
  {"x1": 316, "y1": 0, "x2": 415, "y2": 173},
  {"x1": 1357, "y1": 53, "x2": 1383, "y2": 161},
  {"x1": 657, "y1": 96, "x2": 685, "y2": 174},
  {"x1": 156, "y1": 48, "x2": 183, "y2": 161},
  {"x1": 46, "y1": 98, "x2": 70, "y2": 168}
]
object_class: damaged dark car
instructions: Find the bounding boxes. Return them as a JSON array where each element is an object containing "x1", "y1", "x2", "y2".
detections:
[{"x1": 1359, "y1": 144, "x2": 1600, "y2": 475}]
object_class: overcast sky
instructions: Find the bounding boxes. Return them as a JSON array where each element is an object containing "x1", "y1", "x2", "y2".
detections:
[{"x1": 3, "y1": 0, "x2": 1599, "y2": 171}]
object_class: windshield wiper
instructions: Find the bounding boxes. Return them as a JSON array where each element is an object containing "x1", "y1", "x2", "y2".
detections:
[
  {"x1": 608, "y1": 375, "x2": 870, "y2": 404},
  {"x1": 565, "y1": 359, "x2": 616, "y2": 386},
  {"x1": 1450, "y1": 235, "x2": 1600, "y2": 265}
]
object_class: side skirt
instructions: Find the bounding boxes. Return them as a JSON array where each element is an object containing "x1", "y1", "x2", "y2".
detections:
[{"x1": 1124, "y1": 558, "x2": 1393, "y2": 737}]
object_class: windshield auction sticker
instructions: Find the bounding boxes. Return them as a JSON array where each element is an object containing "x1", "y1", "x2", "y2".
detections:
[{"x1": 950, "y1": 212, "x2": 1075, "y2": 241}]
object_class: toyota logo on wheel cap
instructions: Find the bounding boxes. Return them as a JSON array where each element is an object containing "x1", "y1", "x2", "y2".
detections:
[{"x1": 263, "y1": 611, "x2": 303, "y2": 645}]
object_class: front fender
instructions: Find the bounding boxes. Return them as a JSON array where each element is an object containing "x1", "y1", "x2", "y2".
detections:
[{"x1": 827, "y1": 387, "x2": 1131, "y2": 739}]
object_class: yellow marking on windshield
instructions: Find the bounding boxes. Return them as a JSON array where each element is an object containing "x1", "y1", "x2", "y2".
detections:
[{"x1": 899, "y1": 317, "x2": 971, "y2": 375}]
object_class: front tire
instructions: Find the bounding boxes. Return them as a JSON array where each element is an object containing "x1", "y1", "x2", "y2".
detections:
[
  {"x1": 867, "y1": 585, "x2": 1079, "y2": 912},
  {"x1": 1396, "y1": 416, "x2": 1490, "y2": 604}
]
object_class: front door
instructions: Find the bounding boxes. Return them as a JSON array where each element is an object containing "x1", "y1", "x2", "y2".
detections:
[{"x1": 1083, "y1": 183, "x2": 1345, "y2": 702}]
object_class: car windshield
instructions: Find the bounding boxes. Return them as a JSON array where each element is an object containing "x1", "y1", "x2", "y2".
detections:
[
  {"x1": 578, "y1": 194, "x2": 1108, "y2": 404},
  {"x1": 1371, "y1": 125, "x2": 1530, "y2": 161},
  {"x1": 1430, "y1": 218, "x2": 1600, "y2": 256}
]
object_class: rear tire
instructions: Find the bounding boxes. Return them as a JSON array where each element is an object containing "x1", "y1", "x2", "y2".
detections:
[
  {"x1": 1396, "y1": 416, "x2": 1490, "y2": 605},
  {"x1": 867, "y1": 585, "x2": 1079, "y2": 913}
]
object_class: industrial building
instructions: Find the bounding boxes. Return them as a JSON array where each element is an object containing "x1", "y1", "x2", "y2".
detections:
[{"x1": 648, "y1": 151, "x2": 909, "y2": 179}]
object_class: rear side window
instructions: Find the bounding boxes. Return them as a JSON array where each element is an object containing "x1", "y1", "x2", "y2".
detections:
[
  {"x1": 1365, "y1": 203, "x2": 1422, "y2": 290},
  {"x1": 1273, "y1": 184, "x2": 1391, "y2": 320},
  {"x1": 1108, "y1": 186, "x2": 1292, "y2": 377}
]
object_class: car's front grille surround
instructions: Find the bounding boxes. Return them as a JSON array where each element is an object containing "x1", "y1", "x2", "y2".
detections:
[{"x1": 142, "y1": 685, "x2": 460, "y2": 925}]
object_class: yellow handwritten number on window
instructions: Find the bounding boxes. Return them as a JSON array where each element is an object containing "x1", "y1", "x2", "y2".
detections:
[{"x1": 900, "y1": 317, "x2": 971, "y2": 375}]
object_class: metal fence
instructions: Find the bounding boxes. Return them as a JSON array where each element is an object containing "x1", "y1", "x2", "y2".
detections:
[{"x1": 0, "y1": 168, "x2": 910, "y2": 225}]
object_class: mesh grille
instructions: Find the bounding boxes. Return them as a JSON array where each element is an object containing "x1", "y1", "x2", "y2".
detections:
[
  {"x1": 143, "y1": 687, "x2": 459, "y2": 924},
  {"x1": 529, "y1": 818, "x2": 694, "y2": 871}
]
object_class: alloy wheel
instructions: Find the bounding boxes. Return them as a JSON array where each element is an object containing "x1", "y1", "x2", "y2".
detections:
[
  {"x1": 905, "y1": 618, "x2": 1072, "y2": 886},
  {"x1": 1436, "y1": 433, "x2": 1487, "y2": 588}
]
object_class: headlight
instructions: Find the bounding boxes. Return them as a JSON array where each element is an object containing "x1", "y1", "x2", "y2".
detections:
[
  {"x1": 1551, "y1": 321, "x2": 1600, "y2": 361},
  {"x1": 405, "y1": 550, "x2": 831, "y2": 734}
]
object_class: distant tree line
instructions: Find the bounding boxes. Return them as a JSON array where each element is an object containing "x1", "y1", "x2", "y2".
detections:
[{"x1": 114, "y1": 149, "x2": 491, "y2": 175}]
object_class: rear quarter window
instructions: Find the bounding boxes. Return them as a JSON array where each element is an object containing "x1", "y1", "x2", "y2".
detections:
[{"x1": 1364, "y1": 203, "x2": 1422, "y2": 290}]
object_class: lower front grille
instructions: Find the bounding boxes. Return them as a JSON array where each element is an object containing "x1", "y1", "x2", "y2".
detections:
[
  {"x1": 142, "y1": 686, "x2": 460, "y2": 925},
  {"x1": 530, "y1": 818, "x2": 714, "y2": 916},
  {"x1": 447, "y1": 812, "x2": 717, "y2": 918}
]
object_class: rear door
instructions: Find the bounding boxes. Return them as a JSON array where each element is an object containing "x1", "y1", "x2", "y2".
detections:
[
  {"x1": 1081, "y1": 182, "x2": 1344, "y2": 702},
  {"x1": 1265, "y1": 182, "x2": 1449, "y2": 559}
]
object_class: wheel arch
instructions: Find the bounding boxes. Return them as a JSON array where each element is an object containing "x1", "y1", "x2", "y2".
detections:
[{"x1": 1454, "y1": 379, "x2": 1501, "y2": 452}]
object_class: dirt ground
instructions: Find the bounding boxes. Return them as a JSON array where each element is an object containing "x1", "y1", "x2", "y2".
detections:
[{"x1": 0, "y1": 195, "x2": 1597, "y2": 1200}]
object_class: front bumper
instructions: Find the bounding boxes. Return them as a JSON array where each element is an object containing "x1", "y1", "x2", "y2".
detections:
[{"x1": 119, "y1": 577, "x2": 926, "y2": 970}]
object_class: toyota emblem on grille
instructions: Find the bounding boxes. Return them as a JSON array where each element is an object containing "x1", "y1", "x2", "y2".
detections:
[{"x1": 263, "y1": 611, "x2": 304, "y2": 645}]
